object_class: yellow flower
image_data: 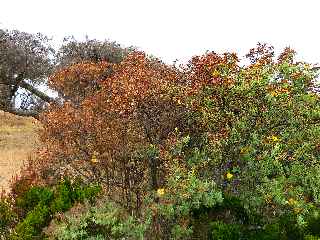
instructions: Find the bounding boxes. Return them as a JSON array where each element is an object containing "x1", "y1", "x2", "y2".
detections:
[
  {"x1": 211, "y1": 69, "x2": 220, "y2": 78},
  {"x1": 293, "y1": 207, "x2": 302, "y2": 214},
  {"x1": 265, "y1": 195, "x2": 273, "y2": 204},
  {"x1": 267, "y1": 135, "x2": 280, "y2": 143},
  {"x1": 226, "y1": 172, "x2": 233, "y2": 180},
  {"x1": 288, "y1": 198, "x2": 297, "y2": 206},
  {"x1": 182, "y1": 193, "x2": 190, "y2": 198},
  {"x1": 91, "y1": 154, "x2": 99, "y2": 164},
  {"x1": 157, "y1": 188, "x2": 165, "y2": 196},
  {"x1": 240, "y1": 146, "x2": 250, "y2": 154},
  {"x1": 270, "y1": 91, "x2": 278, "y2": 97},
  {"x1": 270, "y1": 88, "x2": 289, "y2": 97}
]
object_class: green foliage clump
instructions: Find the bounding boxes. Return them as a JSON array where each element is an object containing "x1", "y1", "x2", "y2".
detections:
[
  {"x1": 51, "y1": 178, "x2": 102, "y2": 213},
  {"x1": 15, "y1": 186, "x2": 53, "y2": 217},
  {"x1": 0, "y1": 198, "x2": 16, "y2": 236},
  {"x1": 155, "y1": 164, "x2": 223, "y2": 239},
  {"x1": 50, "y1": 200, "x2": 149, "y2": 240},
  {"x1": 4, "y1": 179, "x2": 101, "y2": 240},
  {"x1": 143, "y1": 45, "x2": 320, "y2": 238},
  {"x1": 210, "y1": 221, "x2": 243, "y2": 240},
  {"x1": 12, "y1": 204, "x2": 50, "y2": 240},
  {"x1": 305, "y1": 235, "x2": 320, "y2": 240}
]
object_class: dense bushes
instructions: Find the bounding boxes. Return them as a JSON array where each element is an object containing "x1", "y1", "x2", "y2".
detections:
[
  {"x1": 38, "y1": 53, "x2": 183, "y2": 213},
  {"x1": 2, "y1": 43, "x2": 320, "y2": 239},
  {"x1": 49, "y1": 200, "x2": 149, "y2": 239},
  {"x1": 0, "y1": 179, "x2": 101, "y2": 240}
]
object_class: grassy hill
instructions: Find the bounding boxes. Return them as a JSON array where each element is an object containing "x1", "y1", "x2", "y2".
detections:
[{"x1": 0, "y1": 111, "x2": 40, "y2": 192}]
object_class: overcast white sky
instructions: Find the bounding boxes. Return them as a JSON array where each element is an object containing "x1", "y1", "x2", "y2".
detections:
[{"x1": 1, "y1": 0, "x2": 320, "y2": 65}]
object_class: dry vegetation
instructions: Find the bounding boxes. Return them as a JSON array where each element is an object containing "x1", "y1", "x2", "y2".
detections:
[{"x1": 0, "y1": 111, "x2": 40, "y2": 192}]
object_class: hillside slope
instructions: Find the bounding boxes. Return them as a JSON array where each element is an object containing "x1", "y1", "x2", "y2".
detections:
[{"x1": 0, "y1": 111, "x2": 40, "y2": 192}]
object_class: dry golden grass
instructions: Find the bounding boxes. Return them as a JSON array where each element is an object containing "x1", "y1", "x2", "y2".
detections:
[{"x1": 0, "y1": 111, "x2": 41, "y2": 192}]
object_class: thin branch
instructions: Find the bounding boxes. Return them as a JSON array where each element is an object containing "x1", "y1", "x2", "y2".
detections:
[{"x1": 311, "y1": 67, "x2": 320, "y2": 71}]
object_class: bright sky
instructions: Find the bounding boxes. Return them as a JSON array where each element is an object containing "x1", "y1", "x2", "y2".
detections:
[{"x1": 1, "y1": 0, "x2": 320, "y2": 65}]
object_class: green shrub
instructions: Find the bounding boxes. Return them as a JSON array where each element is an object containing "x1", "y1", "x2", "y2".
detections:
[
  {"x1": 72, "y1": 181, "x2": 102, "y2": 203},
  {"x1": 12, "y1": 204, "x2": 50, "y2": 240},
  {"x1": 153, "y1": 158, "x2": 223, "y2": 239},
  {"x1": 50, "y1": 200, "x2": 149, "y2": 240},
  {"x1": 190, "y1": 195, "x2": 253, "y2": 239},
  {"x1": 50, "y1": 178, "x2": 102, "y2": 213},
  {"x1": 15, "y1": 186, "x2": 53, "y2": 217},
  {"x1": 145, "y1": 46, "x2": 320, "y2": 238},
  {"x1": 50, "y1": 179, "x2": 73, "y2": 213},
  {"x1": 210, "y1": 221, "x2": 243, "y2": 240},
  {"x1": 0, "y1": 198, "x2": 16, "y2": 235},
  {"x1": 5, "y1": 179, "x2": 102, "y2": 240},
  {"x1": 305, "y1": 235, "x2": 320, "y2": 240},
  {"x1": 305, "y1": 211, "x2": 320, "y2": 237},
  {"x1": 251, "y1": 223, "x2": 282, "y2": 240}
]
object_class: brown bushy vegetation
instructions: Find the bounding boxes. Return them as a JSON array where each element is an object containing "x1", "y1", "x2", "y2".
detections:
[{"x1": 1, "y1": 43, "x2": 320, "y2": 239}]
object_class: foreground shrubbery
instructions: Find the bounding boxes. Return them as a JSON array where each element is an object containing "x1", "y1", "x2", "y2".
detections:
[
  {"x1": 1, "y1": 43, "x2": 320, "y2": 239},
  {"x1": 49, "y1": 200, "x2": 149, "y2": 239},
  {"x1": 0, "y1": 178, "x2": 101, "y2": 239}
]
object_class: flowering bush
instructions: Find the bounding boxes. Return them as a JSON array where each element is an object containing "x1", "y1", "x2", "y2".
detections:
[{"x1": 19, "y1": 43, "x2": 320, "y2": 239}]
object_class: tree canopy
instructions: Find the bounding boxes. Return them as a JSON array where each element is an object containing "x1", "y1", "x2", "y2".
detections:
[
  {"x1": 0, "y1": 28, "x2": 133, "y2": 118},
  {"x1": 0, "y1": 29, "x2": 54, "y2": 117}
]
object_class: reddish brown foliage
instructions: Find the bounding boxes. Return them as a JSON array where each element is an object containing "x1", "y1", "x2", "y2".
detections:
[
  {"x1": 36, "y1": 52, "x2": 186, "y2": 210},
  {"x1": 32, "y1": 45, "x2": 308, "y2": 214},
  {"x1": 49, "y1": 61, "x2": 111, "y2": 104}
]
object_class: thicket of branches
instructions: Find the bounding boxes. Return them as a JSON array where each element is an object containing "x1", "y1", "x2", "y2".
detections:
[{"x1": 1, "y1": 28, "x2": 320, "y2": 239}]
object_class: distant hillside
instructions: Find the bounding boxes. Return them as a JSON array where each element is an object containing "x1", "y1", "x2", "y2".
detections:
[{"x1": 0, "y1": 111, "x2": 40, "y2": 192}]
